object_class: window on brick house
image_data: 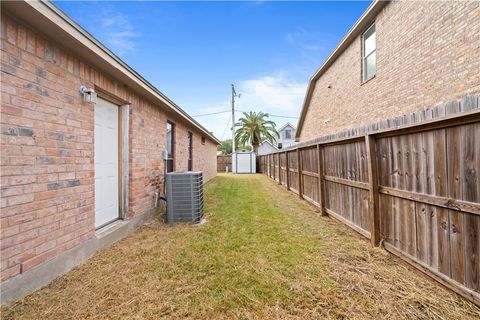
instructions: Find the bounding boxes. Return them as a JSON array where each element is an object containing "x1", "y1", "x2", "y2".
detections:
[
  {"x1": 362, "y1": 23, "x2": 376, "y2": 82},
  {"x1": 188, "y1": 132, "x2": 193, "y2": 171},
  {"x1": 166, "y1": 121, "x2": 175, "y2": 172}
]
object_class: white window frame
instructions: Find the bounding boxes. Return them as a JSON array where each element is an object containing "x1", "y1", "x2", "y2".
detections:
[
  {"x1": 166, "y1": 121, "x2": 175, "y2": 173},
  {"x1": 362, "y1": 23, "x2": 376, "y2": 82}
]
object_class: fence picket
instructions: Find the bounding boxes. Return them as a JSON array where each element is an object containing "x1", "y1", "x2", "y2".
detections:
[
  {"x1": 257, "y1": 96, "x2": 480, "y2": 305},
  {"x1": 297, "y1": 148, "x2": 303, "y2": 199},
  {"x1": 366, "y1": 135, "x2": 380, "y2": 246},
  {"x1": 317, "y1": 145, "x2": 326, "y2": 216}
]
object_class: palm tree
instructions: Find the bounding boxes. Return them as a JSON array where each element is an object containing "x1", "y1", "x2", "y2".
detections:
[
  {"x1": 217, "y1": 140, "x2": 232, "y2": 155},
  {"x1": 234, "y1": 111, "x2": 277, "y2": 153}
]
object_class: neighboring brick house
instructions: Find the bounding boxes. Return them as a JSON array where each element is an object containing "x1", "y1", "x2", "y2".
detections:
[
  {"x1": 0, "y1": 0, "x2": 219, "y2": 302},
  {"x1": 296, "y1": 0, "x2": 479, "y2": 141}
]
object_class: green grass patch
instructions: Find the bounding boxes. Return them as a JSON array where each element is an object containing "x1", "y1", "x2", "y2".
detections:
[{"x1": 2, "y1": 174, "x2": 479, "y2": 319}]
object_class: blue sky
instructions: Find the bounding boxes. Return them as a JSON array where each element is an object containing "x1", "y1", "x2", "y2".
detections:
[{"x1": 55, "y1": 1, "x2": 371, "y2": 139}]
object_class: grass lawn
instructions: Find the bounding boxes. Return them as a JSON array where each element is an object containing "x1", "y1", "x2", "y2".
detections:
[{"x1": 2, "y1": 174, "x2": 479, "y2": 319}]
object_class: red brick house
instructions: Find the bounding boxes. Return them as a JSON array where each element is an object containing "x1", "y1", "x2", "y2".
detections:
[
  {"x1": 296, "y1": 0, "x2": 479, "y2": 141},
  {"x1": 1, "y1": 0, "x2": 219, "y2": 302}
]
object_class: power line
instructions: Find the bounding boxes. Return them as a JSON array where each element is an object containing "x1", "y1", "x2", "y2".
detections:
[
  {"x1": 235, "y1": 109, "x2": 299, "y2": 119},
  {"x1": 268, "y1": 114, "x2": 299, "y2": 119},
  {"x1": 192, "y1": 108, "x2": 299, "y2": 120},
  {"x1": 247, "y1": 84, "x2": 306, "y2": 88},
  {"x1": 192, "y1": 110, "x2": 230, "y2": 117},
  {"x1": 220, "y1": 116, "x2": 231, "y2": 140}
]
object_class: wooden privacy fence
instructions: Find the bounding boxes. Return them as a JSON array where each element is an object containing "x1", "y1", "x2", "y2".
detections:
[
  {"x1": 217, "y1": 155, "x2": 232, "y2": 172},
  {"x1": 259, "y1": 95, "x2": 480, "y2": 306}
]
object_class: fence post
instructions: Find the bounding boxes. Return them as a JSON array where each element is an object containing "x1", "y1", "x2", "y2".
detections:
[
  {"x1": 365, "y1": 135, "x2": 380, "y2": 246},
  {"x1": 317, "y1": 144, "x2": 327, "y2": 216},
  {"x1": 268, "y1": 154, "x2": 271, "y2": 177},
  {"x1": 273, "y1": 153, "x2": 277, "y2": 181},
  {"x1": 265, "y1": 155, "x2": 267, "y2": 175},
  {"x1": 277, "y1": 153, "x2": 282, "y2": 185},
  {"x1": 274, "y1": 153, "x2": 277, "y2": 180},
  {"x1": 270, "y1": 154, "x2": 273, "y2": 178},
  {"x1": 297, "y1": 148, "x2": 303, "y2": 199},
  {"x1": 285, "y1": 151, "x2": 290, "y2": 190}
]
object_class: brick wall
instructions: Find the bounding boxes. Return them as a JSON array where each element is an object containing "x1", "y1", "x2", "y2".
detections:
[
  {"x1": 299, "y1": 1, "x2": 480, "y2": 141},
  {"x1": 192, "y1": 132, "x2": 217, "y2": 181},
  {"x1": 1, "y1": 12, "x2": 217, "y2": 282}
]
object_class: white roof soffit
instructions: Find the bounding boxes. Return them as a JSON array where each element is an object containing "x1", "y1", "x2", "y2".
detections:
[
  {"x1": 295, "y1": 0, "x2": 388, "y2": 140},
  {"x1": 2, "y1": 0, "x2": 220, "y2": 144}
]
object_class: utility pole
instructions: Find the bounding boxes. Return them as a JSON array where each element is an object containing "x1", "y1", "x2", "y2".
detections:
[{"x1": 231, "y1": 84, "x2": 236, "y2": 153}]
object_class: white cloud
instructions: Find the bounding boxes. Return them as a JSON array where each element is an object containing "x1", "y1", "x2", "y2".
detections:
[
  {"x1": 236, "y1": 73, "x2": 306, "y2": 116},
  {"x1": 300, "y1": 43, "x2": 322, "y2": 51},
  {"x1": 284, "y1": 27, "x2": 307, "y2": 44},
  {"x1": 99, "y1": 12, "x2": 139, "y2": 56},
  {"x1": 193, "y1": 73, "x2": 307, "y2": 140},
  {"x1": 284, "y1": 26, "x2": 325, "y2": 53},
  {"x1": 100, "y1": 17, "x2": 117, "y2": 28}
]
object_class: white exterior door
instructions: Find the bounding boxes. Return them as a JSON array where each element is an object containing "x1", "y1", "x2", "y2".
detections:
[{"x1": 94, "y1": 98, "x2": 119, "y2": 228}]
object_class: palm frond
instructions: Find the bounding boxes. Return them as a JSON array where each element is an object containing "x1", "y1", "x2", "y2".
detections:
[{"x1": 234, "y1": 111, "x2": 278, "y2": 151}]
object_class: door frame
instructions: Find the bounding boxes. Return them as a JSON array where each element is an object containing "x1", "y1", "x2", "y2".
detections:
[{"x1": 95, "y1": 88, "x2": 130, "y2": 222}]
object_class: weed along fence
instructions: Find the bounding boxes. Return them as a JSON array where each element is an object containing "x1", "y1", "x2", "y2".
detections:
[{"x1": 258, "y1": 95, "x2": 480, "y2": 306}]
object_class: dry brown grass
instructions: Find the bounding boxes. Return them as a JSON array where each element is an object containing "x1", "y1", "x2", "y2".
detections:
[{"x1": 2, "y1": 174, "x2": 479, "y2": 319}]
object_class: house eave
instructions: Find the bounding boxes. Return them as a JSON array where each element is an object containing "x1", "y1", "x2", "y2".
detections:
[{"x1": 2, "y1": 0, "x2": 220, "y2": 145}]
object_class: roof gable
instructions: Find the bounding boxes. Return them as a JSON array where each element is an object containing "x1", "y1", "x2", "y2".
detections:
[
  {"x1": 277, "y1": 122, "x2": 296, "y2": 133},
  {"x1": 260, "y1": 139, "x2": 277, "y2": 148},
  {"x1": 295, "y1": 0, "x2": 388, "y2": 140}
]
